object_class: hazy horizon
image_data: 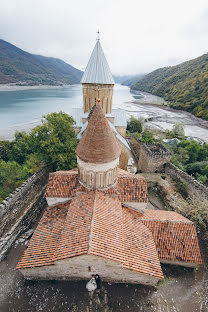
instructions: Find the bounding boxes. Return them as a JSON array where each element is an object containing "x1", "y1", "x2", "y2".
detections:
[{"x1": 0, "y1": 0, "x2": 207, "y2": 75}]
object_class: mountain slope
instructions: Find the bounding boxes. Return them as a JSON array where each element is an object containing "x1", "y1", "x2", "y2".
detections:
[
  {"x1": 131, "y1": 54, "x2": 208, "y2": 120},
  {"x1": 0, "y1": 39, "x2": 83, "y2": 85}
]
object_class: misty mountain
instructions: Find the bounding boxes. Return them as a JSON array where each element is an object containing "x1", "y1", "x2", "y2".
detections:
[
  {"x1": 0, "y1": 39, "x2": 83, "y2": 85},
  {"x1": 113, "y1": 74, "x2": 144, "y2": 85}
]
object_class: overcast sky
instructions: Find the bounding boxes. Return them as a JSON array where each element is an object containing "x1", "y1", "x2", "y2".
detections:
[{"x1": 0, "y1": 0, "x2": 207, "y2": 75}]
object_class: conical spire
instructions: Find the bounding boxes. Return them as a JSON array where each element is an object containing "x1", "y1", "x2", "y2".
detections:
[
  {"x1": 81, "y1": 40, "x2": 114, "y2": 85},
  {"x1": 76, "y1": 103, "x2": 120, "y2": 164}
]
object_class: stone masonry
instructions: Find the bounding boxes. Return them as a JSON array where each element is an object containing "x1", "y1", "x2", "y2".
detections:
[
  {"x1": 82, "y1": 83, "x2": 114, "y2": 113},
  {"x1": 0, "y1": 167, "x2": 49, "y2": 260}
]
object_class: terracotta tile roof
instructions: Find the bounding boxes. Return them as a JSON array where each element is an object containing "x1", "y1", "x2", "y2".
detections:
[
  {"x1": 16, "y1": 202, "x2": 68, "y2": 269},
  {"x1": 76, "y1": 103, "x2": 121, "y2": 164},
  {"x1": 44, "y1": 169, "x2": 80, "y2": 198},
  {"x1": 140, "y1": 210, "x2": 202, "y2": 264},
  {"x1": 45, "y1": 168, "x2": 148, "y2": 203},
  {"x1": 142, "y1": 209, "x2": 192, "y2": 223},
  {"x1": 17, "y1": 191, "x2": 163, "y2": 280},
  {"x1": 108, "y1": 169, "x2": 148, "y2": 203},
  {"x1": 122, "y1": 207, "x2": 163, "y2": 278}
]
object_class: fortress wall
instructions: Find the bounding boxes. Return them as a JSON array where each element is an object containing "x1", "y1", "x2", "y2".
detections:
[
  {"x1": 115, "y1": 126, "x2": 127, "y2": 138},
  {"x1": 165, "y1": 162, "x2": 208, "y2": 200},
  {"x1": 0, "y1": 167, "x2": 49, "y2": 260},
  {"x1": 126, "y1": 136, "x2": 141, "y2": 162}
]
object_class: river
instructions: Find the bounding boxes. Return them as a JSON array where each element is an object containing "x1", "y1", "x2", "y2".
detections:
[{"x1": 0, "y1": 84, "x2": 208, "y2": 142}]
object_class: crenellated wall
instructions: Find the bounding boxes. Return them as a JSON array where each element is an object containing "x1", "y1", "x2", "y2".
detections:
[
  {"x1": 127, "y1": 137, "x2": 171, "y2": 173},
  {"x1": 165, "y1": 162, "x2": 208, "y2": 200},
  {"x1": 0, "y1": 167, "x2": 49, "y2": 260}
]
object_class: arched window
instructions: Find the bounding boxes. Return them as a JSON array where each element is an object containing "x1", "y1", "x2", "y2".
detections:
[
  {"x1": 99, "y1": 173, "x2": 103, "y2": 187},
  {"x1": 107, "y1": 171, "x2": 111, "y2": 185},
  {"x1": 83, "y1": 170, "x2": 86, "y2": 183},
  {"x1": 90, "y1": 172, "x2": 94, "y2": 187},
  {"x1": 89, "y1": 97, "x2": 91, "y2": 107}
]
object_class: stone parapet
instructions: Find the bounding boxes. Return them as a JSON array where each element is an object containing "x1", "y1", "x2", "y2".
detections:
[
  {"x1": 0, "y1": 167, "x2": 49, "y2": 260},
  {"x1": 165, "y1": 162, "x2": 208, "y2": 200}
]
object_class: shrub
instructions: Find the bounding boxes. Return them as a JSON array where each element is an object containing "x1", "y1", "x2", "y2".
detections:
[{"x1": 127, "y1": 116, "x2": 143, "y2": 133}]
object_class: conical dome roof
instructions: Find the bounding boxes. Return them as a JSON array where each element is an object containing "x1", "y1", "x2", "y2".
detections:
[
  {"x1": 81, "y1": 40, "x2": 114, "y2": 85},
  {"x1": 76, "y1": 104, "x2": 120, "y2": 163}
]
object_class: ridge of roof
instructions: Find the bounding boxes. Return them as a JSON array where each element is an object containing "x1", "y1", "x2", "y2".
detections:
[
  {"x1": 76, "y1": 103, "x2": 121, "y2": 163},
  {"x1": 81, "y1": 40, "x2": 114, "y2": 84},
  {"x1": 88, "y1": 191, "x2": 97, "y2": 254}
]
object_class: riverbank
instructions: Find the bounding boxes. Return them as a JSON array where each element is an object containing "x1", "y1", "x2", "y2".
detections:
[
  {"x1": 132, "y1": 101, "x2": 208, "y2": 131},
  {"x1": 0, "y1": 84, "x2": 71, "y2": 92},
  {"x1": 0, "y1": 121, "x2": 41, "y2": 141}
]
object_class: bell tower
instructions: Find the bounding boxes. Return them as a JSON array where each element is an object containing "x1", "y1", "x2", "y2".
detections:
[{"x1": 81, "y1": 32, "x2": 115, "y2": 114}]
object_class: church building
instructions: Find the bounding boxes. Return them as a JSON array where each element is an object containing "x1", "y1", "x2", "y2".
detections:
[
  {"x1": 16, "y1": 36, "x2": 202, "y2": 286},
  {"x1": 17, "y1": 105, "x2": 202, "y2": 286}
]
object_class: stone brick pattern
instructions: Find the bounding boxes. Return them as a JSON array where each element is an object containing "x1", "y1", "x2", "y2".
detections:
[
  {"x1": 165, "y1": 162, "x2": 208, "y2": 200},
  {"x1": 138, "y1": 143, "x2": 171, "y2": 173},
  {"x1": 0, "y1": 167, "x2": 49, "y2": 260},
  {"x1": 82, "y1": 83, "x2": 114, "y2": 113}
]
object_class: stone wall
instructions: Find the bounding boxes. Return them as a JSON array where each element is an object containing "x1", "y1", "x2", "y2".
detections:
[
  {"x1": 0, "y1": 167, "x2": 49, "y2": 260},
  {"x1": 138, "y1": 143, "x2": 171, "y2": 173},
  {"x1": 20, "y1": 254, "x2": 160, "y2": 286},
  {"x1": 165, "y1": 162, "x2": 208, "y2": 200},
  {"x1": 115, "y1": 126, "x2": 126, "y2": 138},
  {"x1": 126, "y1": 136, "x2": 141, "y2": 161},
  {"x1": 119, "y1": 143, "x2": 129, "y2": 170},
  {"x1": 127, "y1": 137, "x2": 171, "y2": 173}
]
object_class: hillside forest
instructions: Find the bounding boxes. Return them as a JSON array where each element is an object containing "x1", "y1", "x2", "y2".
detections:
[{"x1": 131, "y1": 53, "x2": 208, "y2": 120}]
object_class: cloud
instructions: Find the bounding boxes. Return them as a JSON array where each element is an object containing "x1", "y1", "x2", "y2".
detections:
[{"x1": 0, "y1": 0, "x2": 207, "y2": 74}]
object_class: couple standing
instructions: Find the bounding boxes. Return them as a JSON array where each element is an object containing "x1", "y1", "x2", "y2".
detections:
[{"x1": 86, "y1": 274, "x2": 101, "y2": 292}]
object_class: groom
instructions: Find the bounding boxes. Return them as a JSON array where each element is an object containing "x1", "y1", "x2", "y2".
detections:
[{"x1": 95, "y1": 274, "x2": 101, "y2": 290}]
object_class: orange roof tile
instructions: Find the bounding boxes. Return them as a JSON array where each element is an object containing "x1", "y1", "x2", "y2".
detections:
[
  {"x1": 141, "y1": 210, "x2": 202, "y2": 264},
  {"x1": 76, "y1": 103, "x2": 121, "y2": 164},
  {"x1": 45, "y1": 168, "x2": 148, "y2": 203},
  {"x1": 17, "y1": 192, "x2": 163, "y2": 279}
]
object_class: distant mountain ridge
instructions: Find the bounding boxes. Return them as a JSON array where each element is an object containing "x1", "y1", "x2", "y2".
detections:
[
  {"x1": 0, "y1": 39, "x2": 83, "y2": 85},
  {"x1": 113, "y1": 74, "x2": 144, "y2": 86},
  {"x1": 131, "y1": 54, "x2": 208, "y2": 120}
]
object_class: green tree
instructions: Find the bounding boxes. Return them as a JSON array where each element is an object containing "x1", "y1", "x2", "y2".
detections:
[
  {"x1": 0, "y1": 141, "x2": 14, "y2": 161},
  {"x1": 10, "y1": 132, "x2": 32, "y2": 165},
  {"x1": 127, "y1": 116, "x2": 143, "y2": 134},
  {"x1": 0, "y1": 160, "x2": 29, "y2": 201},
  {"x1": 28, "y1": 112, "x2": 78, "y2": 171}
]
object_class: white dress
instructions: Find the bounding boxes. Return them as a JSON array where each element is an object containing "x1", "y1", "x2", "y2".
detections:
[{"x1": 86, "y1": 279, "x2": 97, "y2": 291}]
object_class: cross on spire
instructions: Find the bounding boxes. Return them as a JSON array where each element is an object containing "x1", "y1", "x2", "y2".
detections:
[{"x1": 97, "y1": 30, "x2": 100, "y2": 40}]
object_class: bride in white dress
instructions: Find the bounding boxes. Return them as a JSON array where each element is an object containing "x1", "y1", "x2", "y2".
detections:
[{"x1": 86, "y1": 275, "x2": 97, "y2": 292}]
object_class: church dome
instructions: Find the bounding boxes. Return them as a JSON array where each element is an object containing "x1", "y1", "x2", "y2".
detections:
[
  {"x1": 76, "y1": 103, "x2": 121, "y2": 190},
  {"x1": 76, "y1": 103, "x2": 120, "y2": 164}
]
